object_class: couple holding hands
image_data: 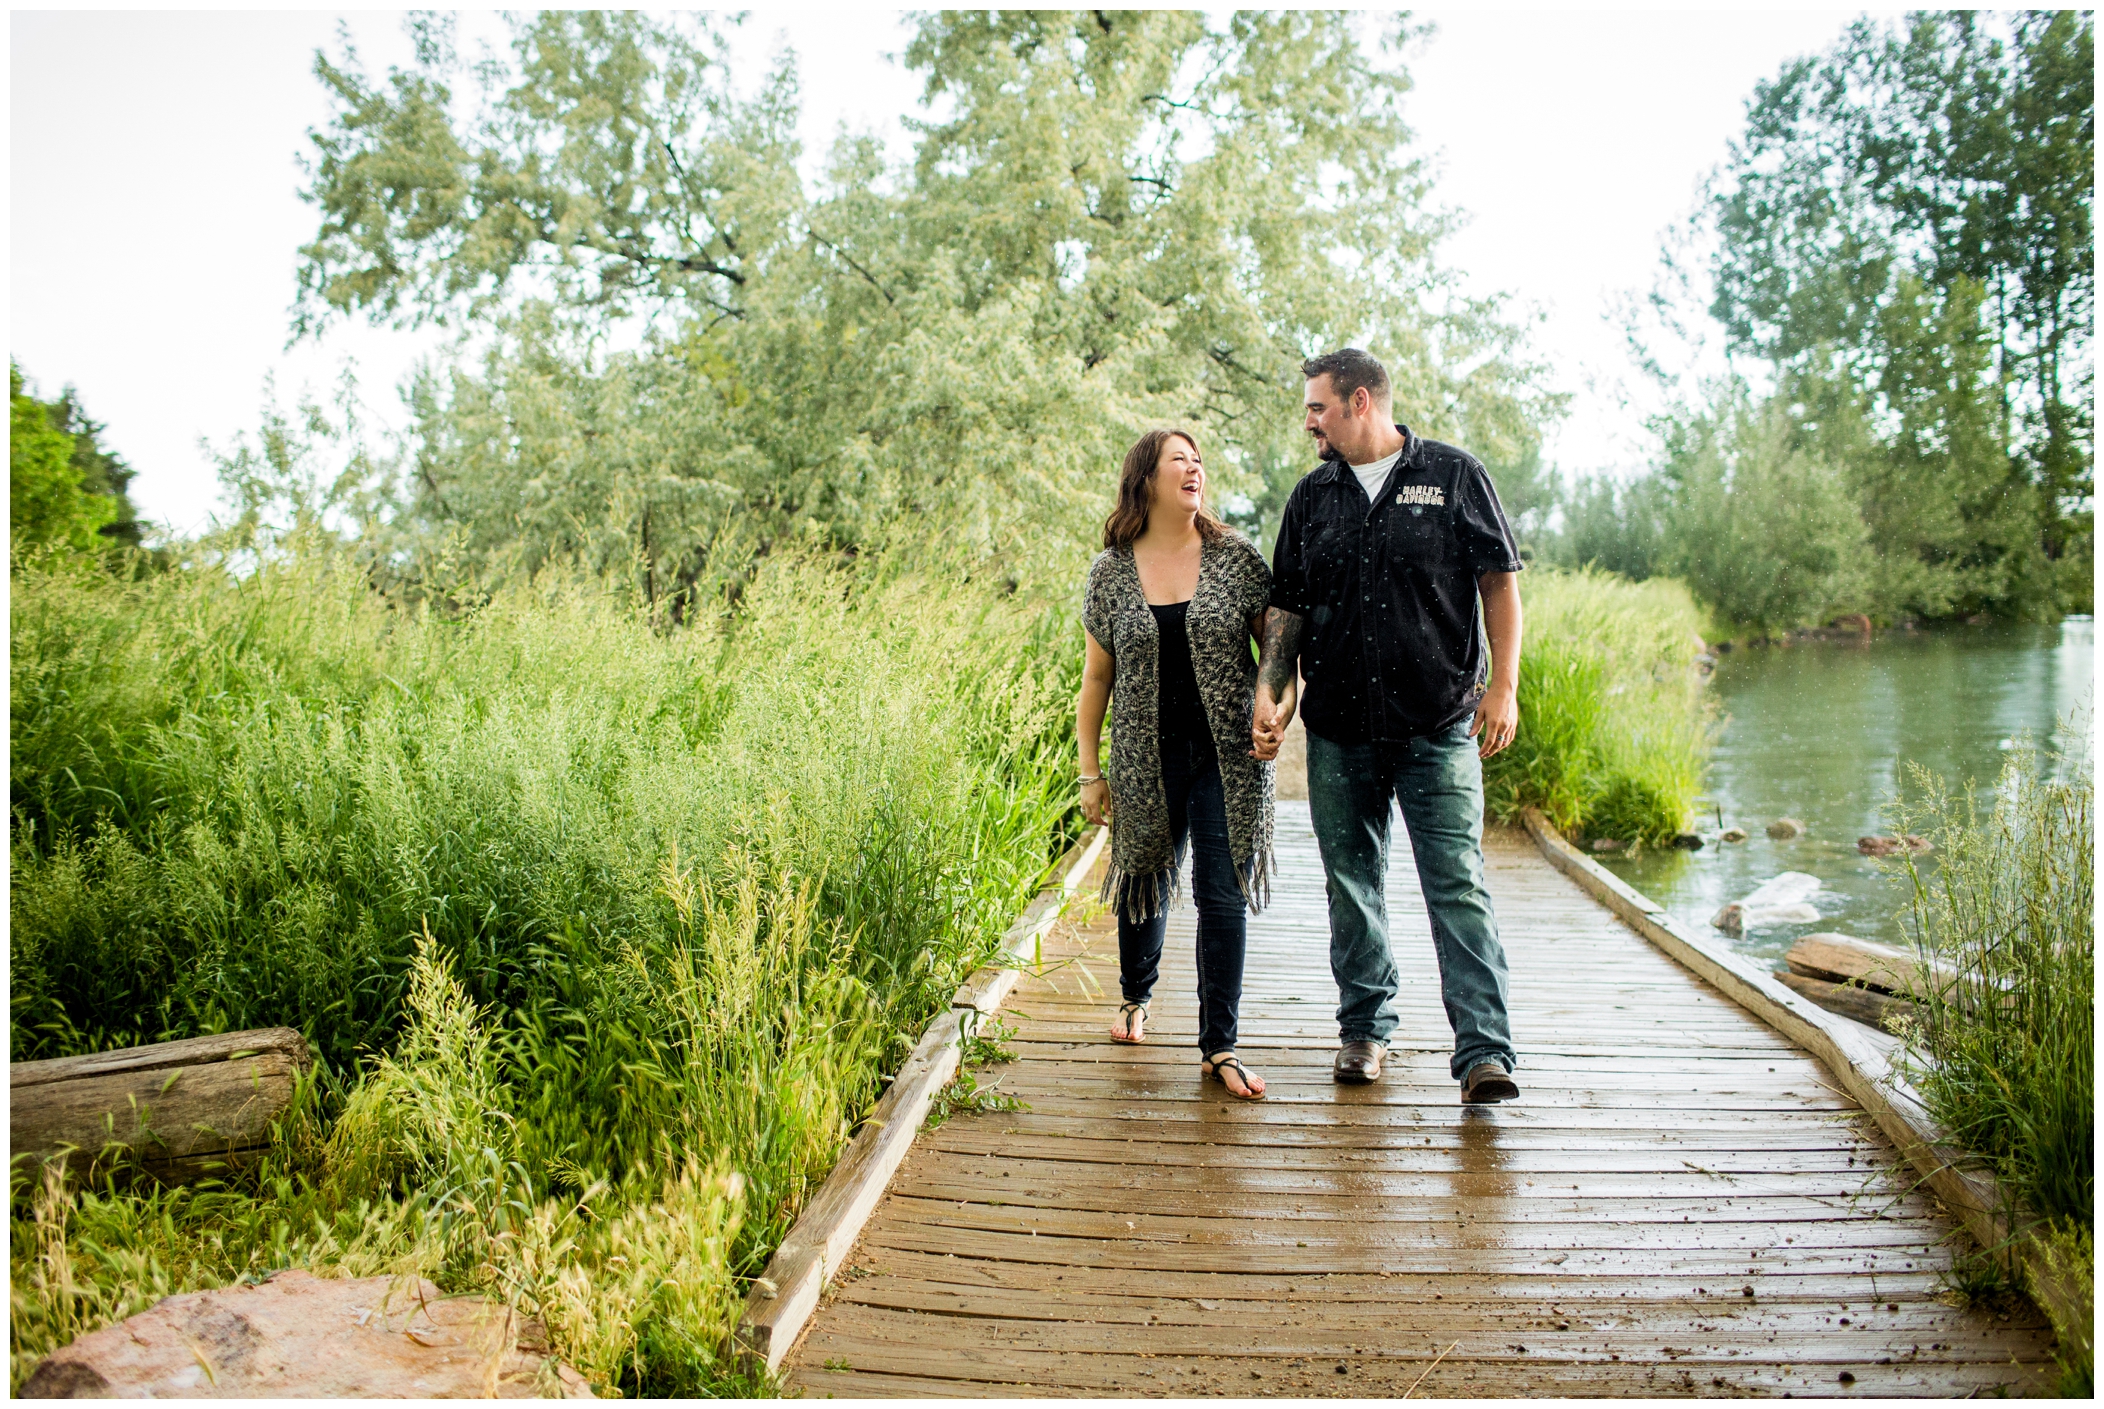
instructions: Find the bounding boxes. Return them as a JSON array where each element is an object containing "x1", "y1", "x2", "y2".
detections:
[{"x1": 1076, "y1": 348, "x2": 1525, "y2": 1105}]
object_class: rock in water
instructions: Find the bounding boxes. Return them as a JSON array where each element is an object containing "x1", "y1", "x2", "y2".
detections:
[
  {"x1": 1766, "y1": 818, "x2": 1806, "y2": 839},
  {"x1": 1671, "y1": 833, "x2": 1705, "y2": 850},
  {"x1": 18, "y1": 1269, "x2": 592, "y2": 1398},
  {"x1": 1711, "y1": 872, "x2": 1823, "y2": 934},
  {"x1": 1719, "y1": 827, "x2": 1748, "y2": 843}
]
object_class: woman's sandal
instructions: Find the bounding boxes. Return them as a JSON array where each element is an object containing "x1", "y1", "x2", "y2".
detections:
[
  {"x1": 1110, "y1": 1001, "x2": 1149, "y2": 1044},
  {"x1": 1200, "y1": 1051, "x2": 1266, "y2": 1100}
]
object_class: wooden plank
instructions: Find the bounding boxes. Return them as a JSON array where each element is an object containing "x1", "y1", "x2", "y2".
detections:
[
  {"x1": 790, "y1": 1335, "x2": 2047, "y2": 1398},
  {"x1": 830, "y1": 1281, "x2": 2005, "y2": 1332},
  {"x1": 919, "y1": 1130, "x2": 1898, "y2": 1173},
  {"x1": 810, "y1": 1307, "x2": 2044, "y2": 1362},
  {"x1": 772, "y1": 804, "x2": 2052, "y2": 1393},
  {"x1": 895, "y1": 1152, "x2": 1934, "y2": 1203},
  {"x1": 1785, "y1": 932, "x2": 1951, "y2": 995},
  {"x1": 831, "y1": 1248, "x2": 1960, "y2": 1301},
  {"x1": 895, "y1": 1183, "x2": 1940, "y2": 1225},
  {"x1": 874, "y1": 1201, "x2": 1953, "y2": 1253},
  {"x1": 852, "y1": 1226, "x2": 1955, "y2": 1277}
]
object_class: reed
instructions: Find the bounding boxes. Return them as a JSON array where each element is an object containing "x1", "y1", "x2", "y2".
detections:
[
  {"x1": 9, "y1": 545, "x2": 1077, "y2": 1394},
  {"x1": 1891, "y1": 737, "x2": 2093, "y2": 1393},
  {"x1": 1483, "y1": 567, "x2": 1712, "y2": 842}
]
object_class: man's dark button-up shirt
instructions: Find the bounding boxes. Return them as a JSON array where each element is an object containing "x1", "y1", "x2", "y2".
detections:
[{"x1": 1269, "y1": 425, "x2": 1523, "y2": 745}]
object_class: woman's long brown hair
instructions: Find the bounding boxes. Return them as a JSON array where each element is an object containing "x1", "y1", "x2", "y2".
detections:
[{"x1": 1102, "y1": 427, "x2": 1227, "y2": 549}]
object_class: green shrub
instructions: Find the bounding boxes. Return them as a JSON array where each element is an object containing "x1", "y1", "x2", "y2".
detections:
[
  {"x1": 9, "y1": 545, "x2": 1077, "y2": 1394},
  {"x1": 1483, "y1": 568, "x2": 1711, "y2": 842}
]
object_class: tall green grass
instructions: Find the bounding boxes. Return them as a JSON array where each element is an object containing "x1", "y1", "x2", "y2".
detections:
[
  {"x1": 1483, "y1": 567, "x2": 1712, "y2": 842},
  {"x1": 9, "y1": 544, "x2": 1077, "y2": 1394},
  {"x1": 1890, "y1": 738, "x2": 2093, "y2": 1391}
]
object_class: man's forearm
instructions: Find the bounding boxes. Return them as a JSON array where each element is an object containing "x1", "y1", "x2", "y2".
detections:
[
  {"x1": 1480, "y1": 572, "x2": 1522, "y2": 694},
  {"x1": 1256, "y1": 608, "x2": 1304, "y2": 705}
]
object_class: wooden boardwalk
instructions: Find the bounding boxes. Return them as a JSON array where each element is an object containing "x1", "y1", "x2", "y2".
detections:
[{"x1": 787, "y1": 803, "x2": 2053, "y2": 1397}]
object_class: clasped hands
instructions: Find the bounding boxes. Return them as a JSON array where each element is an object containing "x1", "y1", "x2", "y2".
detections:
[{"x1": 1248, "y1": 690, "x2": 1295, "y2": 761}]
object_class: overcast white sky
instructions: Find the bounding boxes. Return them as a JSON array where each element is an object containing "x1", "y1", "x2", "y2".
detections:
[{"x1": 10, "y1": 6, "x2": 1861, "y2": 536}]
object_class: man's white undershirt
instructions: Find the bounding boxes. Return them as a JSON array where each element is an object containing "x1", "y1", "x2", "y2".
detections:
[{"x1": 1349, "y1": 448, "x2": 1403, "y2": 505}]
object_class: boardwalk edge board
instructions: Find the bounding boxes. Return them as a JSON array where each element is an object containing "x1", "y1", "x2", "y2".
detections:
[
  {"x1": 733, "y1": 825, "x2": 1108, "y2": 1375},
  {"x1": 1518, "y1": 807, "x2": 2082, "y2": 1337}
]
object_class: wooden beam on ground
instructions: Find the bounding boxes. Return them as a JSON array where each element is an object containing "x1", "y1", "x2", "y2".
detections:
[{"x1": 9, "y1": 1027, "x2": 311, "y2": 1184}]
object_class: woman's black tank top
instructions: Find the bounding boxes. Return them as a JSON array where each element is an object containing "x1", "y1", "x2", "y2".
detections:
[{"x1": 1150, "y1": 601, "x2": 1211, "y2": 750}]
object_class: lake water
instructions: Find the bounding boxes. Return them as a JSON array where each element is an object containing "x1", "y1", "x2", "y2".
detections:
[{"x1": 1597, "y1": 619, "x2": 2094, "y2": 965}]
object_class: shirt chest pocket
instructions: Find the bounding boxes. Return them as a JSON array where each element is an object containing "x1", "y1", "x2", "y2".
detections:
[{"x1": 1379, "y1": 498, "x2": 1452, "y2": 569}]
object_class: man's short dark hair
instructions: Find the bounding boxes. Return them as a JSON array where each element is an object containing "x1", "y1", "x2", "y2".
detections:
[{"x1": 1301, "y1": 348, "x2": 1391, "y2": 411}]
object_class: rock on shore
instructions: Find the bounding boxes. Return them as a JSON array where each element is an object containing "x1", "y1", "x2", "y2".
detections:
[{"x1": 19, "y1": 1269, "x2": 592, "y2": 1399}]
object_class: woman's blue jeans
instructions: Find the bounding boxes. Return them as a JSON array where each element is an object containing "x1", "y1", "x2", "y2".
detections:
[
  {"x1": 1305, "y1": 720, "x2": 1516, "y2": 1081},
  {"x1": 1117, "y1": 736, "x2": 1248, "y2": 1057}
]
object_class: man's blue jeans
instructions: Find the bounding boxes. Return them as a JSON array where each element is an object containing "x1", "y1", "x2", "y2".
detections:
[{"x1": 1305, "y1": 720, "x2": 1516, "y2": 1081}]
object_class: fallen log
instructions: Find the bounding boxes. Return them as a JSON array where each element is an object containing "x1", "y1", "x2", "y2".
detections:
[
  {"x1": 1783, "y1": 932, "x2": 1951, "y2": 997},
  {"x1": 10, "y1": 1027, "x2": 310, "y2": 1184},
  {"x1": 1773, "y1": 970, "x2": 1915, "y2": 1032}
]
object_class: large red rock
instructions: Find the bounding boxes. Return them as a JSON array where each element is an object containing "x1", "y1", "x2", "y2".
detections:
[{"x1": 19, "y1": 1268, "x2": 592, "y2": 1398}]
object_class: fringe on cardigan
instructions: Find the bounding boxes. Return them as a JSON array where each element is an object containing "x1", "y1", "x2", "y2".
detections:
[{"x1": 1100, "y1": 838, "x2": 1275, "y2": 924}]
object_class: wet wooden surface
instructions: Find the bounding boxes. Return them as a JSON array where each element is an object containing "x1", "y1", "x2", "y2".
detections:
[{"x1": 786, "y1": 803, "x2": 2053, "y2": 1397}]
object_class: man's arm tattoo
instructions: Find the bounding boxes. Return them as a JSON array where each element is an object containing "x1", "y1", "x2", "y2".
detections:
[{"x1": 1256, "y1": 609, "x2": 1304, "y2": 698}]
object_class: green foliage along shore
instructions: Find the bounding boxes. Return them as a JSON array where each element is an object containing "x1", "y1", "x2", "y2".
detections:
[
  {"x1": 10, "y1": 364, "x2": 143, "y2": 558},
  {"x1": 1550, "y1": 12, "x2": 2093, "y2": 633},
  {"x1": 9, "y1": 543, "x2": 1076, "y2": 1394},
  {"x1": 1892, "y1": 739, "x2": 2093, "y2": 1391},
  {"x1": 1482, "y1": 569, "x2": 1710, "y2": 843}
]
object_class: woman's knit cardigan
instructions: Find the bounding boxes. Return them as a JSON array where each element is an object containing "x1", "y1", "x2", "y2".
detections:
[{"x1": 1083, "y1": 532, "x2": 1276, "y2": 921}]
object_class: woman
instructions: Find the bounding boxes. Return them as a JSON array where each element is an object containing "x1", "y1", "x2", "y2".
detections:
[{"x1": 1077, "y1": 428, "x2": 1288, "y2": 1101}]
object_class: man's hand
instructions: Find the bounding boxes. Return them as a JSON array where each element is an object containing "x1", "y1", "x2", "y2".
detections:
[
  {"x1": 1470, "y1": 683, "x2": 1519, "y2": 759},
  {"x1": 1250, "y1": 698, "x2": 1290, "y2": 760},
  {"x1": 1251, "y1": 607, "x2": 1304, "y2": 762}
]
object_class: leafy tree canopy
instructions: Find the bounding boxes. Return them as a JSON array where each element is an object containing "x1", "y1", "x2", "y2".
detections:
[
  {"x1": 1708, "y1": 10, "x2": 2091, "y2": 533},
  {"x1": 1574, "y1": 11, "x2": 2091, "y2": 628},
  {"x1": 290, "y1": 11, "x2": 1557, "y2": 603},
  {"x1": 9, "y1": 363, "x2": 134, "y2": 560}
]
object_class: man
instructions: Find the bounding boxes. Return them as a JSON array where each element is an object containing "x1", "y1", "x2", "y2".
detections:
[{"x1": 1251, "y1": 347, "x2": 1523, "y2": 1104}]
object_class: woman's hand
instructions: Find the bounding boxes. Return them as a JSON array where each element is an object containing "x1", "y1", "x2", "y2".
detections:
[
  {"x1": 1081, "y1": 778, "x2": 1113, "y2": 827},
  {"x1": 1250, "y1": 679, "x2": 1298, "y2": 760}
]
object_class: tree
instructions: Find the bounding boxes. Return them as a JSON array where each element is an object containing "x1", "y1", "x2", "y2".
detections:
[
  {"x1": 41, "y1": 386, "x2": 145, "y2": 550},
  {"x1": 295, "y1": 11, "x2": 1558, "y2": 595},
  {"x1": 10, "y1": 363, "x2": 119, "y2": 558},
  {"x1": 1657, "y1": 389, "x2": 1871, "y2": 633},
  {"x1": 1706, "y1": 11, "x2": 2092, "y2": 615}
]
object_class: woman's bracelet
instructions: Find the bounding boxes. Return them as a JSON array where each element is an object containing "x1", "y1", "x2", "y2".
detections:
[{"x1": 1078, "y1": 774, "x2": 1104, "y2": 786}]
